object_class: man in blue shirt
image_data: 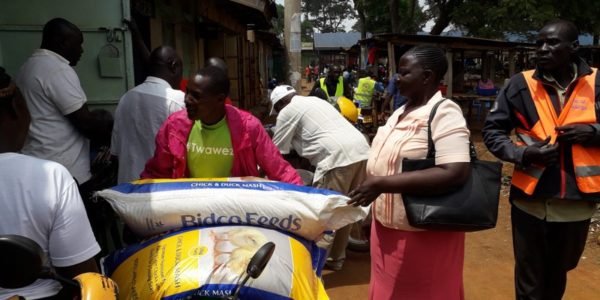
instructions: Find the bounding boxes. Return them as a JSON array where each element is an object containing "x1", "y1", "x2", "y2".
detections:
[{"x1": 381, "y1": 74, "x2": 407, "y2": 115}]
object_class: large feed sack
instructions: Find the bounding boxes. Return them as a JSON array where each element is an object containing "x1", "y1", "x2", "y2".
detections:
[
  {"x1": 101, "y1": 226, "x2": 329, "y2": 300},
  {"x1": 95, "y1": 178, "x2": 369, "y2": 240}
]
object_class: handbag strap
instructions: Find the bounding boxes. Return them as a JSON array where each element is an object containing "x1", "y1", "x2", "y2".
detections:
[{"x1": 425, "y1": 99, "x2": 477, "y2": 160}]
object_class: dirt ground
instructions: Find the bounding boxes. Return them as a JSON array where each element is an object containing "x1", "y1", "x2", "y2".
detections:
[{"x1": 320, "y1": 121, "x2": 600, "y2": 299}]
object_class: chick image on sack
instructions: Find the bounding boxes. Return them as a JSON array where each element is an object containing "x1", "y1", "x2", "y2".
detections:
[
  {"x1": 211, "y1": 228, "x2": 269, "y2": 283},
  {"x1": 101, "y1": 226, "x2": 329, "y2": 300}
]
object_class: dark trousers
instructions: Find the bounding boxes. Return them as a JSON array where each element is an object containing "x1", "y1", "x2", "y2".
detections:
[
  {"x1": 78, "y1": 179, "x2": 122, "y2": 258},
  {"x1": 511, "y1": 205, "x2": 590, "y2": 300}
]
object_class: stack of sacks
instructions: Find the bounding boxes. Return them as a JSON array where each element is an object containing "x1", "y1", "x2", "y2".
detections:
[{"x1": 96, "y1": 178, "x2": 369, "y2": 300}]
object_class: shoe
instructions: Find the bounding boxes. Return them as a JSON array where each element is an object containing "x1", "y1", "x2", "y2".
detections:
[{"x1": 324, "y1": 259, "x2": 343, "y2": 271}]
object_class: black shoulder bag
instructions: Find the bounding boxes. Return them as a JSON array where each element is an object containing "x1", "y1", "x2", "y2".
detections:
[{"x1": 401, "y1": 99, "x2": 502, "y2": 232}]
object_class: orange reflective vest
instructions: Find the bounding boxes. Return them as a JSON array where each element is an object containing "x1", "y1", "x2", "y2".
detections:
[{"x1": 512, "y1": 68, "x2": 600, "y2": 195}]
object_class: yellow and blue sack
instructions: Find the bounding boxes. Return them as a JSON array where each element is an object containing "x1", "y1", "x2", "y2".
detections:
[{"x1": 101, "y1": 226, "x2": 329, "y2": 300}]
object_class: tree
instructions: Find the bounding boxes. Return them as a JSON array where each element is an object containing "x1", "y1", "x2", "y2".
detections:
[
  {"x1": 301, "y1": 0, "x2": 356, "y2": 33},
  {"x1": 354, "y1": 0, "x2": 367, "y2": 39},
  {"x1": 425, "y1": 0, "x2": 464, "y2": 35},
  {"x1": 301, "y1": 18, "x2": 314, "y2": 42},
  {"x1": 449, "y1": 0, "x2": 555, "y2": 38},
  {"x1": 430, "y1": 0, "x2": 599, "y2": 44},
  {"x1": 271, "y1": 4, "x2": 285, "y2": 38},
  {"x1": 353, "y1": 0, "x2": 599, "y2": 44},
  {"x1": 389, "y1": 0, "x2": 400, "y2": 33},
  {"x1": 352, "y1": 0, "x2": 425, "y2": 35},
  {"x1": 553, "y1": 0, "x2": 600, "y2": 45}
]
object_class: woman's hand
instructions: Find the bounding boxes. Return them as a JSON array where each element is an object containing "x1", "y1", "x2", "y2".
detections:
[{"x1": 347, "y1": 176, "x2": 383, "y2": 207}]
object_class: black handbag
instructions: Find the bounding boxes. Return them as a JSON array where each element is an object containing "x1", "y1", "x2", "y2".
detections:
[{"x1": 401, "y1": 99, "x2": 502, "y2": 232}]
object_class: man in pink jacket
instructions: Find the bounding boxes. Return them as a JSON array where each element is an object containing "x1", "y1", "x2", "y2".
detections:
[{"x1": 141, "y1": 66, "x2": 302, "y2": 185}]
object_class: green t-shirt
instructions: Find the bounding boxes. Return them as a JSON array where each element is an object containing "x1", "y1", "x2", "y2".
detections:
[{"x1": 186, "y1": 117, "x2": 234, "y2": 178}]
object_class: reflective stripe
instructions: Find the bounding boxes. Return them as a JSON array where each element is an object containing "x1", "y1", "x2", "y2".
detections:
[
  {"x1": 355, "y1": 77, "x2": 375, "y2": 106},
  {"x1": 516, "y1": 165, "x2": 544, "y2": 179},
  {"x1": 519, "y1": 68, "x2": 600, "y2": 194},
  {"x1": 516, "y1": 133, "x2": 540, "y2": 146},
  {"x1": 320, "y1": 77, "x2": 344, "y2": 98},
  {"x1": 575, "y1": 166, "x2": 600, "y2": 177}
]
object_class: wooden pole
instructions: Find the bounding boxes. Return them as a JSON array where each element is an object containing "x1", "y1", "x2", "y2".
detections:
[
  {"x1": 446, "y1": 49, "x2": 453, "y2": 98},
  {"x1": 387, "y1": 41, "x2": 396, "y2": 77},
  {"x1": 508, "y1": 50, "x2": 516, "y2": 76},
  {"x1": 284, "y1": 0, "x2": 302, "y2": 90}
]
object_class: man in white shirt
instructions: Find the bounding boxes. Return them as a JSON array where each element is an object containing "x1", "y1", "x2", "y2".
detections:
[
  {"x1": 16, "y1": 17, "x2": 114, "y2": 256},
  {"x1": 0, "y1": 67, "x2": 100, "y2": 299},
  {"x1": 16, "y1": 18, "x2": 113, "y2": 185},
  {"x1": 111, "y1": 46, "x2": 185, "y2": 183},
  {"x1": 270, "y1": 85, "x2": 370, "y2": 271}
]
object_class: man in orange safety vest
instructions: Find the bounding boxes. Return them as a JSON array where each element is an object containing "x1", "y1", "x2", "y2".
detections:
[{"x1": 483, "y1": 19, "x2": 600, "y2": 300}]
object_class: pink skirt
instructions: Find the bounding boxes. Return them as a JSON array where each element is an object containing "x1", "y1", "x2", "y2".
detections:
[{"x1": 369, "y1": 219, "x2": 465, "y2": 300}]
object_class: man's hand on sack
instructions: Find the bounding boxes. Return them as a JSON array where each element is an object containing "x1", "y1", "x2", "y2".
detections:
[
  {"x1": 523, "y1": 136, "x2": 559, "y2": 166},
  {"x1": 348, "y1": 176, "x2": 381, "y2": 207},
  {"x1": 556, "y1": 124, "x2": 596, "y2": 145}
]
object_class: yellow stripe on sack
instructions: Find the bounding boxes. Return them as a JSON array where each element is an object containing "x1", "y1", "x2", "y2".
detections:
[
  {"x1": 289, "y1": 239, "x2": 329, "y2": 300},
  {"x1": 316, "y1": 278, "x2": 329, "y2": 300},
  {"x1": 159, "y1": 230, "x2": 203, "y2": 298},
  {"x1": 111, "y1": 230, "x2": 204, "y2": 299},
  {"x1": 131, "y1": 177, "x2": 271, "y2": 185},
  {"x1": 132, "y1": 178, "x2": 232, "y2": 184}
]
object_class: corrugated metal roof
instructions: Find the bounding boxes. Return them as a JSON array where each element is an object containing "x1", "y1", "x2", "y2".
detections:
[
  {"x1": 362, "y1": 33, "x2": 535, "y2": 51},
  {"x1": 417, "y1": 30, "x2": 595, "y2": 46},
  {"x1": 313, "y1": 32, "x2": 372, "y2": 51}
]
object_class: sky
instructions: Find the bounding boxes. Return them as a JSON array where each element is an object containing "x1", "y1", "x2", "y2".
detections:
[{"x1": 275, "y1": 0, "x2": 435, "y2": 33}]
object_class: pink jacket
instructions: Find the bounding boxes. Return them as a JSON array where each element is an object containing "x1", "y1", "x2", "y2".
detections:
[{"x1": 141, "y1": 105, "x2": 303, "y2": 185}]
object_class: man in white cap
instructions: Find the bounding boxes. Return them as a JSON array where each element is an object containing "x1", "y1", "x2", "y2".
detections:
[{"x1": 270, "y1": 85, "x2": 370, "y2": 271}]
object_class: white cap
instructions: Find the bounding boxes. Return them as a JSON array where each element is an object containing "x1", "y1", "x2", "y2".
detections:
[{"x1": 269, "y1": 85, "x2": 296, "y2": 115}]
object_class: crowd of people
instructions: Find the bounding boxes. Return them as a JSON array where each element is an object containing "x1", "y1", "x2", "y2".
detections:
[{"x1": 0, "y1": 16, "x2": 599, "y2": 300}]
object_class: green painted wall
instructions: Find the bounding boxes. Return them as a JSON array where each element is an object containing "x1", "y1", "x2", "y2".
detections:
[{"x1": 0, "y1": 0, "x2": 134, "y2": 110}]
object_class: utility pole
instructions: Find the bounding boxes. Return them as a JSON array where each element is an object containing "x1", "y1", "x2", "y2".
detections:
[{"x1": 284, "y1": 0, "x2": 302, "y2": 91}]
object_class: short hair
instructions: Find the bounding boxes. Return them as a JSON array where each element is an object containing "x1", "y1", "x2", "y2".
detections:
[
  {"x1": 542, "y1": 19, "x2": 579, "y2": 42},
  {"x1": 41, "y1": 18, "x2": 79, "y2": 45},
  {"x1": 309, "y1": 87, "x2": 328, "y2": 101},
  {"x1": 197, "y1": 66, "x2": 230, "y2": 96},
  {"x1": 405, "y1": 45, "x2": 448, "y2": 82},
  {"x1": 206, "y1": 57, "x2": 228, "y2": 73},
  {"x1": 148, "y1": 46, "x2": 179, "y2": 74}
]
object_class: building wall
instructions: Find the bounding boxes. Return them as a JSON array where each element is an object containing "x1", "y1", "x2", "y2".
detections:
[
  {"x1": 317, "y1": 51, "x2": 348, "y2": 69},
  {"x1": 0, "y1": 0, "x2": 135, "y2": 110},
  {"x1": 146, "y1": 0, "x2": 274, "y2": 108},
  {"x1": 0, "y1": 0, "x2": 275, "y2": 110},
  {"x1": 301, "y1": 51, "x2": 319, "y2": 68}
]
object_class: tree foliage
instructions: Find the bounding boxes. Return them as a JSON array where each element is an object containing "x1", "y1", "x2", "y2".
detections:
[
  {"x1": 352, "y1": 0, "x2": 426, "y2": 35},
  {"x1": 430, "y1": 0, "x2": 600, "y2": 43},
  {"x1": 349, "y1": 0, "x2": 599, "y2": 44},
  {"x1": 301, "y1": 0, "x2": 356, "y2": 33},
  {"x1": 271, "y1": 4, "x2": 285, "y2": 38},
  {"x1": 301, "y1": 19, "x2": 314, "y2": 42},
  {"x1": 425, "y1": 0, "x2": 464, "y2": 35}
]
